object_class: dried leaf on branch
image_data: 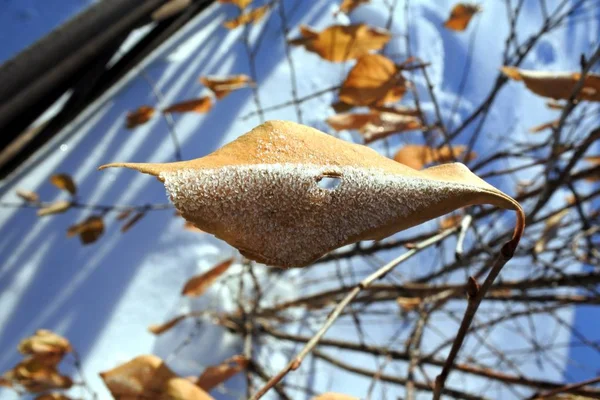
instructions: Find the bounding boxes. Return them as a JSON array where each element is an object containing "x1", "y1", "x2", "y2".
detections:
[
  {"x1": 312, "y1": 394, "x2": 359, "y2": 400},
  {"x1": 397, "y1": 296, "x2": 421, "y2": 312},
  {"x1": 18, "y1": 330, "x2": 72, "y2": 363},
  {"x1": 37, "y1": 200, "x2": 72, "y2": 217},
  {"x1": 327, "y1": 112, "x2": 422, "y2": 143},
  {"x1": 16, "y1": 189, "x2": 39, "y2": 203},
  {"x1": 223, "y1": 4, "x2": 269, "y2": 29},
  {"x1": 163, "y1": 97, "x2": 213, "y2": 114},
  {"x1": 534, "y1": 209, "x2": 569, "y2": 254},
  {"x1": 126, "y1": 106, "x2": 155, "y2": 129},
  {"x1": 34, "y1": 394, "x2": 73, "y2": 400},
  {"x1": 5, "y1": 358, "x2": 73, "y2": 393},
  {"x1": 100, "y1": 120, "x2": 524, "y2": 268},
  {"x1": 339, "y1": 54, "x2": 407, "y2": 106},
  {"x1": 218, "y1": 0, "x2": 252, "y2": 9},
  {"x1": 393, "y1": 144, "x2": 477, "y2": 170},
  {"x1": 120, "y1": 212, "x2": 146, "y2": 233},
  {"x1": 199, "y1": 75, "x2": 254, "y2": 99},
  {"x1": 444, "y1": 3, "x2": 481, "y2": 31},
  {"x1": 181, "y1": 258, "x2": 234, "y2": 297},
  {"x1": 148, "y1": 315, "x2": 188, "y2": 335},
  {"x1": 196, "y1": 355, "x2": 248, "y2": 391},
  {"x1": 289, "y1": 24, "x2": 390, "y2": 62},
  {"x1": 67, "y1": 216, "x2": 105, "y2": 244},
  {"x1": 501, "y1": 67, "x2": 600, "y2": 102},
  {"x1": 50, "y1": 174, "x2": 77, "y2": 196},
  {"x1": 338, "y1": 0, "x2": 370, "y2": 14},
  {"x1": 100, "y1": 355, "x2": 213, "y2": 400},
  {"x1": 529, "y1": 120, "x2": 559, "y2": 133},
  {"x1": 152, "y1": 0, "x2": 192, "y2": 21}
]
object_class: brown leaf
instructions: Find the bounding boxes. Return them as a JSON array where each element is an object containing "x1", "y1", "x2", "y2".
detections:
[
  {"x1": 439, "y1": 214, "x2": 463, "y2": 230},
  {"x1": 289, "y1": 24, "x2": 390, "y2": 62},
  {"x1": 99, "y1": 120, "x2": 524, "y2": 268},
  {"x1": 67, "y1": 216, "x2": 104, "y2": 244},
  {"x1": 18, "y1": 330, "x2": 72, "y2": 363},
  {"x1": 127, "y1": 106, "x2": 155, "y2": 129},
  {"x1": 396, "y1": 297, "x2": 421, "y2": 312},
  {"x1": 534, "y1": 209, "x2": 569, "y2": 254},
  {"x1": 223, "y1": 4, "x2": 269, "y2": 29},
  {"x1": 121, "y1": 212, "x2": 146, "y2": 233},
  {"x1": 218, "y1": 0, "x2": 252, "y2": 9},
  {"x1": 312, "y1": 394, "x2": 359, "y2": 400},
  {"x1": 199, "y1": 75, "x2": 253, "y2": 99},
  {"x1": 37, "y1": 200, "x2": 72, "y2": 217},
  {"x1": 182, "y1": 258, "x2": 234, "y2": 297},
  {"x1": 35, "y1": 393, "x2": 73, "y2": 400},
  {"x1": 148, "y1": 315, "x2": 188, "y2": 335},
  {"x1": 50, "y1": 174, "x2": 77, "y2": 196},
  {"x1": 338, "y1": 0, "x2": 370, "y2": 14},
  {"x1": 9, "y1": 358, "x2": 72, "y2": 393},
  {"x1": 393, "y1": 144, "x2": 477, "y2": 170},
  {"x1": 196, "y1": 355, "x2": 248, "y2": 391},
  {"x1": 529, "y1": 119, "x2": 559, "y2": 133},
  {"x1": 444, "y1": 3, "x2": 481, "y2": 31},
  {"x1": 585, "y1": 155, "x2": 600, "y2": 164},
  {"x1": 100, "y1": 355, "x2": 213, "y2": 400},
  {"x1": 163, "y1": 97, "x2": 213, "y2": 114},
  {"x1": 116, "y1": 209, "x2": 133, "y2": 220},
  {"x1": 184, "y1": 220, "x2": 205, "y2": 233},
  {"x1": 339, "y1": 54, "x2": 407, "y2": 106},
  {"x1": 501, "y1": 67, "x2": 600, "y2": 102},
  {"x1": 368, "y1": 105, "x2": 420, "y2": 116},
  {"x1": 152, "y1": 0, "x2": 192, "y2": 21},
  {"x1": 0, "y1": 376, "x2": 12, "y2": 388},
  {"x1": 331, "y1": 100, "x2": 354, "y2": 113},
  {"x1": 327, "y1": 112, "x2": 422, "y2": 142},
  {"x1": 16, "y1": 189, "x2": 39, "y2": 203},
  {"x1": 546, "y1": 100, "x2": 565, "y2": 110}
]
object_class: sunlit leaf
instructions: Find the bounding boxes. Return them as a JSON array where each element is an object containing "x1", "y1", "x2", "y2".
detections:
[
  {"x1": 223, "y1": 4, "x2": 269, "y2": 29},
  {"x1": 182, "y1": 258, "x2": 234, "y2": 297},
  {"x1": 396, "y1": 297, "x2": 421, "y2": 312},
  {"x1": 546, "y1": 100, "x2": 565, "y2": 110},
  {"x1": 184, "y1": 220, "x2": 205, "y2": 233},
  {"x1": 8, "y1": 358, "x2": 72, "y2": 393},
  {"x1": 439, "y1": 214, "x2": 463, "y2": 230},
  {"x1": 100, "y1": 355, "x2": 213, "y2": 400},
  {"x1": 338, "y1": 0, "x2": 370, "y2": 14},
  {"x1": 339, "y1": 54, "x2": 407, "y2": 106},
  {"x1": 501, "y1": 67, "x2": 600, "y2": 102},
  {"x1": 529, "y1": 119, "x2": 559, "y2": 133},
  {"x1": 289, "y1": 24, "x2": 390, "y2": 62},
  {"x1": 218, "y1": 0, "x2": 252, "y2": 9},
  {"x1": 18, "y1": 330, "x2": 72, "y2": 365},
  {"x1": 534, "y1": 209, "x2": 569, "y2": 254},
  {"x1": 50, "y1": 174, "x2": 77, "y2": 196},
  {"x1": 35, "y1": 393, "x2": 73, "y2": 400},
  {"x1": 16, "y1": 189, "x2": 39, "y2": 203},
  {"x1": 393, "y1": 144, "x2": 477, "y2": 170},
  {"x1": 368, "y1": 105, "x2": 419, "y2": 116},
  {"x1": 121, "y1": 212, "x2": 146, "y2": 233},
  {"x1": 99, "y1": 120, "x2": 524, "y2": 268},
  {"x1": 312, "y1": 394, "x2": 359, "y2": 400},
  {"x1": 196, "y1": 355, "x2": 248, "y2": 391},
  {"x1": 0, "y1": 376, "x2": 12, "y2": 388},
  {"x1": 67, "y1": 216, "x2": 104, "y2": 245},
  {"x1": 126, "y1": 106, "x2": 155, "y2": 129},
  {"x1": 37, "y1": 200, "x2": 72, "y2": 217},
  {"x1": 148, "y1": 314, "x2": 188, "y2": 335},
  {"x1": 199, "y1": 75, "x2": 254, "y2": 99},
  {"x1": 163, "y1": 97, "x2": 213, "y2": 114},
  {"x1": 326, "y1": 112, "x2": 422, "y2": 143},
  {"x1": 152, "y1": 0, "x2": 191, "y2": 21},
  {"x1": 444, "y1": 3, "x2": 481, "y2": 31}
]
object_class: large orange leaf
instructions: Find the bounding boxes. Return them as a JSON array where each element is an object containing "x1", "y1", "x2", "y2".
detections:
[
  {"x1": 393, "y1": 144, "x2": 477, "y2": 170},
  {"x1": 199, "y1": 75, "x2": 253, "y2": 99},
  {"x1": 100, "y1": 355, "x2": 213, "y2": 400},
  {"x1": 100, "y1": 120, "x2": 524, "y2": 268},
  {"x1": 196, "y1": 355, "x2": 248, "y2": 391},
  {"x1": 502, "y1": 67, "x2": 600, "y2": 102},
  {"x1": 289, "y1": 24, "x2": 390, "y2": 62},
  {"x1": 67, "y1": 216, "x2": 104, "y2": 244},
  {"x1": 444, "y1": 3, "x2": 481, "y2": 31},
  {"x1": 18, "y1": 330, "x2": 72, "y2": 364},
  {"x1": 223, "y1": 4, "x2": 268, "y2": 29},
  {"x1": 163, "y1": 97, "x2": 213, "y2": 114},
  {"x1": 182, "y1": 258, "x2": 234, "y2": 297},
  {"x1": 339, "y1": 54, "x2": 407, "y2": 106}
]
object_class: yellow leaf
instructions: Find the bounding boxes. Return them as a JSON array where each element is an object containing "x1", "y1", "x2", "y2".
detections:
[
  {"x1": 152, "y1": 0, "x2": 192, "y2": 21},
  {"x1": 396, "y1": 297, "x2": 421, "y2": 312},
  {"x1": 50, "y1": 174, "x2": 77, "y2": 195},
  {"x1": 199, "y1": 75, "x2": 254, "y2": 99},
  {"x1": 16, "y1": 189, "x2": 39, "y2": 203},
  {"x1": 37, "y1": 200, "x2": 72, "y2": 217},
  {"x1": 313, "y1": 394, "x2": 359, "y2": 400},
  {"x1": 127, "y1": 106, "x2": 155, "y2": 129},
  {"x1": 148, "y1": 314, "x2": 188, "y2": 335},
  {"x1": 326, "y1": 112, "x2": 422, "y2": 143},
  {"x1": 444, "y1": 3, "x2": 481, "y2": 31},
  {"x1": 99, "y1": 120, "x2": 524, "y2": 268},
  {"x1": 338, "y1": 0, "x2": 370, "y2": 14},
  {"x1": 223, "y1": 4, "x2": 268, "y2": 29},
  {"x1": 163, "y1": 97, "x2": 213, "y2": 114},
  {"x1": 67, "y1": 216, "x2": 104, "y2": 244},
  {"x1": 289, "y1": 24, "x2": 390, "y2": 62},
  {"x1": 196, "y1": 355, "x2": 248, "y2": 391},
  {"x1": 501, "y1": 67, "x2": 600, "y2": 102},
  {"x1": 182, "y1": 258, "x2": 234, "y2": 297},
  {"x1": 18, "y1": 330, "x2": 72, "y2": 363},
  {"x1": 529, "y1": 119, "x2": 559, "y2": 133},
  {"x1": 393, "y1": 144, "x2": 477, "y2": 170},
  {"x1": 534, "y1": 209, "x2": 569, "y2": 254},
  {"x1": 100, "y1": 355, "x2": 213, "y2": 400},
  {"x1": 339, "y1": 54, "x2": 407, "y2": 106},
  {"x1": 219, "y1": 0, "x2": 252, "y2": 9},
  {"x1": 121, "y1": 212, "x2": 146, "y2": 233}
]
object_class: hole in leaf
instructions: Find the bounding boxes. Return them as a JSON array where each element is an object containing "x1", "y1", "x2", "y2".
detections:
[{"x1": 317, "y1": 172, "x2": 342, "y2": 190}]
